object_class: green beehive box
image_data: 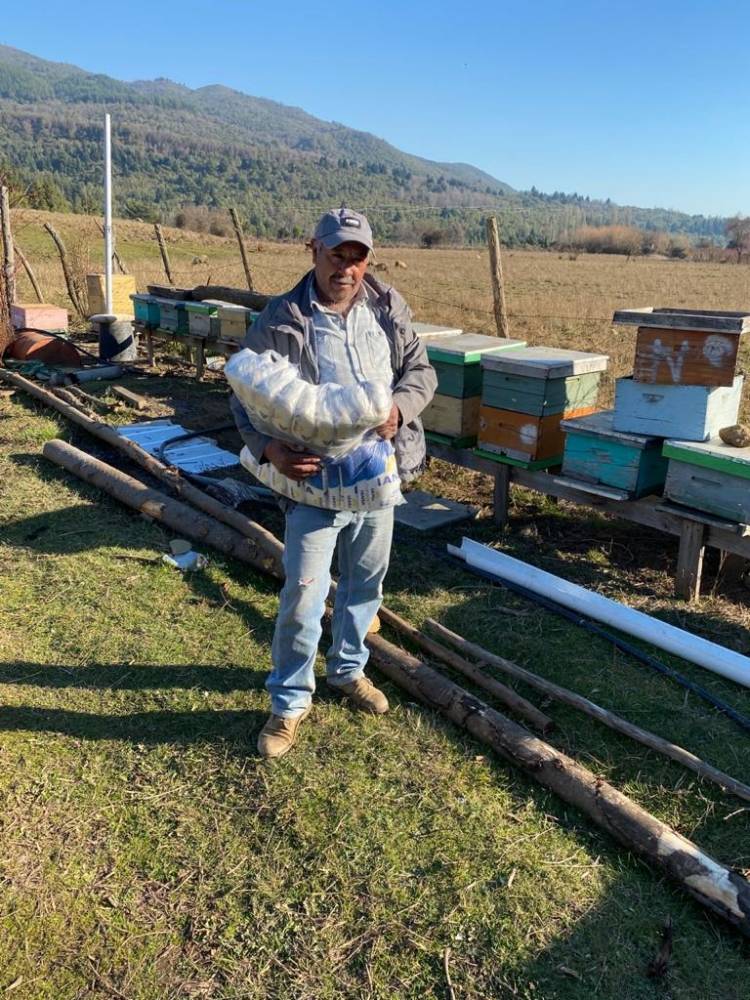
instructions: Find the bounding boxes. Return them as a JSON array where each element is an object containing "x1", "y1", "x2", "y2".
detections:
[
  {"x1": 185, "y1": 300, "x2": 220, "y2": 339},
  {"x1": 425, "y1": 334, "x2": 527, "y2": 398},
  {"x1": 482, "y1": 369, "x2": 602, "y2": 416},
  {"x1": 663, "y1": 437, "x2": 750, "y2": 523},
  {"x1": 155, "y1": 298, "x2": 188, "y2": 335}
]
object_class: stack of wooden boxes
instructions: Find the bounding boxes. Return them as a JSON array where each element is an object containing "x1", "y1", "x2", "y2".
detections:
[
  {"x1": 560, "y1": 309, "x2": 747, "y2": 501},
  {"x1": 421, "y1": 333, "x2": 526, "y2": 446},
  {"x1": 477, "y1": 346, "x2": 608, "y2": 468}
]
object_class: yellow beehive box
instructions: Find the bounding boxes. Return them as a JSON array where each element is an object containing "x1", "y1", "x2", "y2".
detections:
[{"x1": 86, "y1": 274, "x2": 137, "y2": 316}]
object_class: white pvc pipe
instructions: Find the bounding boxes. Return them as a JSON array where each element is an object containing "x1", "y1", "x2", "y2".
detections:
[
  {"x1": 450, "y1": 538, "x2": 750, "y2": 688},
  {"x1": 103, "y1": 113, "x2": 113, "y2": 314}
]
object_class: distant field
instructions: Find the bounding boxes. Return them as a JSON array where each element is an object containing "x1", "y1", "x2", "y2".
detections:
[{"x1": 10, "y1": 208, "x2": 750, "y2": 419}]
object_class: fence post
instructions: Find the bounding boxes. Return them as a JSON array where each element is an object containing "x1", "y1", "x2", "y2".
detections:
[
  {"x1": 1, "y1": 186, "x2": 16, "y2": 307},
  {"x1": 14, "y1": 242, "x2": 43, "y2": 302},
  {"x1": 485, "y1": 216, "x2": 510, "y2": 338},
  {"x1": 154, "y1": 223, "x2": 175, "y2": 285},
  {"x1": 229, "y1": 207, "x2": 255, "y2": 290},
  {"x1": 43, "y1": 222, "x2": 86, "y2": 317}
]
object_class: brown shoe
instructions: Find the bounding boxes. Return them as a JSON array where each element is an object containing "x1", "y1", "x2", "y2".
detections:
[
  {"x1": 329, "y1": 676, "x2": 389, "y2": 714},
  {"x1": 257, "y1": 706, "x2": 311, "y2": 759}
]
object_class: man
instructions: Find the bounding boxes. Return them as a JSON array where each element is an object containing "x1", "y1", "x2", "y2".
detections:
[{"x1": 231, "y1": 208, "x2": 436, "y2": 758}]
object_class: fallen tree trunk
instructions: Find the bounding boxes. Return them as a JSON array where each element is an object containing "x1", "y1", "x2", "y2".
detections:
[
  {"x1": 377, "y1": 605, "x2": 553, "y2": 734},
  {"x1": 38, "y1": 433, "x2": 750, "y2": 937},
  {"x1": 426, "y1": 619, "x2": 750, "y2": 805},
  {"x1": 0, "y1": 369, "x2": 283, "y2": 578},
  {"x1": 42, "y1": 439, "x2": 281, "y2": 577},
  {"x1": 365, "y1": 634, "x2": 750, "y2": 938}
]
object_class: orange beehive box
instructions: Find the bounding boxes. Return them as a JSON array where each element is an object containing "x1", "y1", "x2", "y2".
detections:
[
  {"x1": 478, "y1": 404, "x2": 598, "y2": 462},
  {"x1": 633, "y1": 326, "x2": 740, "y2": 387}
]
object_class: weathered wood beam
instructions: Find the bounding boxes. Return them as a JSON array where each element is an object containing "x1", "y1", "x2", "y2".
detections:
[
  {"x1": 229, "y1": 207, "x2": 255, "y2": 291},
  {"x1": 426, "y1": 618, "x2": 750, "y2": 805},
  {"x1": 153, "y1": 224, "x2": 175, "y2": 285},
  {"x1": 43, "y1": 222, "x2": 86, "y2": 316}
]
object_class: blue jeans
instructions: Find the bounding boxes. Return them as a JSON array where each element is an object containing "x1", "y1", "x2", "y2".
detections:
[{"x1": 269, "y1": 504, "x2": 394, "y2": 717}]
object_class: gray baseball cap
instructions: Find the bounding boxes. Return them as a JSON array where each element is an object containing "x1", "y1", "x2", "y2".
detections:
[{"x1": 313, "y1": 208, "x2": 373, "y2": 251}]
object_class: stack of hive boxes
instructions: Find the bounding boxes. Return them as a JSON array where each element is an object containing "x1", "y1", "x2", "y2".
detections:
[
  {"x1": 477, "y1": 346, "x2": 608, "y2": 468},
  {"x1": 560, "y1": 308, "x2": 747, "y2": 503},
  {"x1": 421, "y1": 333, "x2": 526, "y2": 446}
]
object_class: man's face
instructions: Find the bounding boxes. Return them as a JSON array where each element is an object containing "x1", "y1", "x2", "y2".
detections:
[{"x1": 312, "y1": 240, "x2": 369, "y2": 308}]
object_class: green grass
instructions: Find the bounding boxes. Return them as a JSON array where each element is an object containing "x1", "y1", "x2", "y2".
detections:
[{"x1": 2, "y1": 385, "x2": 750, "y2": 999}]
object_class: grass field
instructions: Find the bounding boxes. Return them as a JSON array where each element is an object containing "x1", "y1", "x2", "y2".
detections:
[{"x1": 2, "y1": 210, "x2": 750, "y2": 998}]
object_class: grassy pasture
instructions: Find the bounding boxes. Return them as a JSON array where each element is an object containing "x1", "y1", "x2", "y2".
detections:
[{"x1": 2, "y1": 210, "x2": 750, "y2": 998}]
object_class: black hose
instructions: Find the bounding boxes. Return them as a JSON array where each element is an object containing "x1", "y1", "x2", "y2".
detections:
[{"x1": 447, "y1": 554, "x2": 750, "y2": 734}]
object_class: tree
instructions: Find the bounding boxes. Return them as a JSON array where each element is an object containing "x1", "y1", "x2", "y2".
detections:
[{"x1": 725, "y1": 215, "x2": 750, "y2": 263}]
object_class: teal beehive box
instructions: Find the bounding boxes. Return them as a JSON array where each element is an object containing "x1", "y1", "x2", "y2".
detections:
[
  {"x1": 131, "y1": 293, "x2": 160, "y2": 327},
  {"x1": 424, "y1": 334, "x2": 527, "y2": 397},
  {"x1": 561, "y1": 409, "x2": 668, "y2": 498}
]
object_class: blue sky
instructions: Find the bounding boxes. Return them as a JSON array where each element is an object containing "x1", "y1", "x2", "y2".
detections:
[{"x1": 2, "y1": 0, "x2": 748, "y2": 217}]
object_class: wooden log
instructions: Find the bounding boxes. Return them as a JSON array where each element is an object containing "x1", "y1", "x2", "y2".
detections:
[
  {"x1": 376, "y1": 605, "x2": 553, "y2": 734},
  {"x1": 365, "y1": 632, "x2": 750, "y2": 939},
  {"x1": 112, "y1": 385, "x2": 148, "y2": 410},
  {"x1": 13, "y1": 241, "x2": 43, "y2": 302},
  {"x1": 426, "y1": 619, "x2": 750, "y2": 805},
  {"x1": 229, "y1": 207, "x2": 255, "y2": 291},
  {"x1": 42, "y1": 439, "x2": 281, "y2": 579},
  {"x1": 153, "y1": 224, "x2": 175, "y2": 285},
  {"x1": 0, "y1": 369, "x2": 284, "y2": 579},
  {"x1": 1, "y1": 186, "x2": 16, "y2": 306},
  {"x1": 485, "y1": 216, "x2": 510, "y2": 339},
  {"x1": 43, "y1": 223, "x2": 85, "y2": 316}
]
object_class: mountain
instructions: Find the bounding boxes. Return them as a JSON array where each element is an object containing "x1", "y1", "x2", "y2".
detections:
[{"x1": 0, "y1": 45, "x2": 727, "y2": 246}]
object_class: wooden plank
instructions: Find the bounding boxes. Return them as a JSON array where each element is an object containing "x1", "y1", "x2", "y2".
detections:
[
  {"x1": 675, "y1": 519, "x2": 705, "y2": 601},
  {"x1": 112, "y1": 386, "x2": 148, "y2": 410},
  {"x1": 634, "y1": 327, "x2": 739, "y2": 386},
  {"x1": 613, "y1": 307, "x2": 750, "y2": 334},
  {"x1": 656, "y1": 501, "x2": 750, "y2": 536},
  {"x1": 553, "y1": 475, "x2": 631, "y2": 501}
]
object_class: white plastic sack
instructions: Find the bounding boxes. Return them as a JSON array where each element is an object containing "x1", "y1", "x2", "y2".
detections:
[
  {"x1": 240, "y1": 437, "x2": 404, "y2": 512},
  {"x1": 225, "y1": 348, "x2": 392, "y2": 458}
]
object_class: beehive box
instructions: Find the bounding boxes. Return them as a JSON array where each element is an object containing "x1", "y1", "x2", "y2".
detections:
[
  {"x1": 422, "y1": 395, "x2": 481, "y2": 439},
  {"x1": 155, "y1": 298, "x2": 188, "y2": 335},
  {"x1": 560, "y1": 409, "x2": 668, "y2": 498},
  {"x1": 185, "y1": 301, "x2": 220, "y2": 339},
  {"x1": 212, "y1": 301, "x2": 258, "y2": 343},
  {"x1": 86, "y1": 274, "x2": 137, "y2": 316},
  {"x1": 613, "y1": 375, "x2": 743, "y2": 440},
  {"x1": 425, "y1": 334, "x2": 527, "y2": 397},
  {"x1": 130, "y1": 293, "x2": 160, "y2": 327},
  {"x1": 613, "y1": 307, "x2": 750, "y2": 387},
  {"x1": 413, "y1": 322, "x2": 463, "y2": 338},
  {"x1": 11, "y1": 302, "x2": 68, "y2": 332},
  {"x1": 478, "y1": 403, "x2": 597, "y2": 462},
  {"x1": 481, "y1": 366, "x2": 602, "y2": 416},
  {"x1": 663, "y1": 437, "x2": 750, "y2": 524}
]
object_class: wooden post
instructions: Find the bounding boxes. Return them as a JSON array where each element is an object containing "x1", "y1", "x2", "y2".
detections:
[
  {"x1": 229, "y1": 207, "x2": 255, "y2": 291},
  {"x1": 485, "y1": 216, "x2": 510, "y2": 338},
  {"x1": 97, "y1": 221, "x2": 128, "y2": 274},
  {"x1": 43, "y1": 222, "x2": 85, "y2": 317},
  {"x1": 13, "y1": 242, "x2": 43, "y2": 302},
  {"x1": 153, "y1": 224, "x2": 175, "y2": 285},
  {"x1": 676, "y1": 518, "x2": 705, "y2": 601},
  {"x1": 1, "y1": 185, "x2": 16, "y2": 306}
]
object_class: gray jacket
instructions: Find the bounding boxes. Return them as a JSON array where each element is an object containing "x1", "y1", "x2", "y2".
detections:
[{"x1": 230, "y1": 270, "x2": 437, "y2": 482}]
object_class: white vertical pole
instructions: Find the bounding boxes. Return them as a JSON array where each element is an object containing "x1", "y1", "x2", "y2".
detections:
[{"x1": 104, "y1": 113, "x2": 113, "y2": 314}]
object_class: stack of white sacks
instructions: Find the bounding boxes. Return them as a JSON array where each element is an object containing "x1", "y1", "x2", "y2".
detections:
[{"x1": 225, "y1": 348, "x2": 403, "y2": 511}]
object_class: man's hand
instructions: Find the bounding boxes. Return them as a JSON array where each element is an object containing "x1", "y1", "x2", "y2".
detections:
[
  {"x1": 375, "y1": 403, "x2": 400, "y2": 440},
  {"x1": 263, "y1": 440, "x2": 322, "y2": 482}
]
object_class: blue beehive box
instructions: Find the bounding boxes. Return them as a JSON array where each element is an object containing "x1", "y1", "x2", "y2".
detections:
[
  {"x1": 612, "y1": 375, "x2": 743, "y2": 441},
  {"x1": 131, "y1": 293, "x2": 160, "y2": 327},
  {"x1": 561, "y1": 409, "x2": 668, "y2": 498}
]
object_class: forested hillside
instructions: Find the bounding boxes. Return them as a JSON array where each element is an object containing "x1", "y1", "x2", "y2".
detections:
[{"x1": 0, "y1": 45, "x2": 727, "y2": 245}]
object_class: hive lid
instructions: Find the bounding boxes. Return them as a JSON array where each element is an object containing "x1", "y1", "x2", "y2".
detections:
[
  {"x1": 481, "y1": 345, "x2": 609, "y2": 378},
  {"x1": 425, "y1": 334, "x2": 527, "y2": 364},
  {"x1": 612, "y1": 307, "x2": 750, "y2": 334},
  {"x1": 663, "y1": 436, "x2": 750, "y2": 477},
  {"x1": 413, "y1": 322, "x2": 463, "y2": 338}
]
